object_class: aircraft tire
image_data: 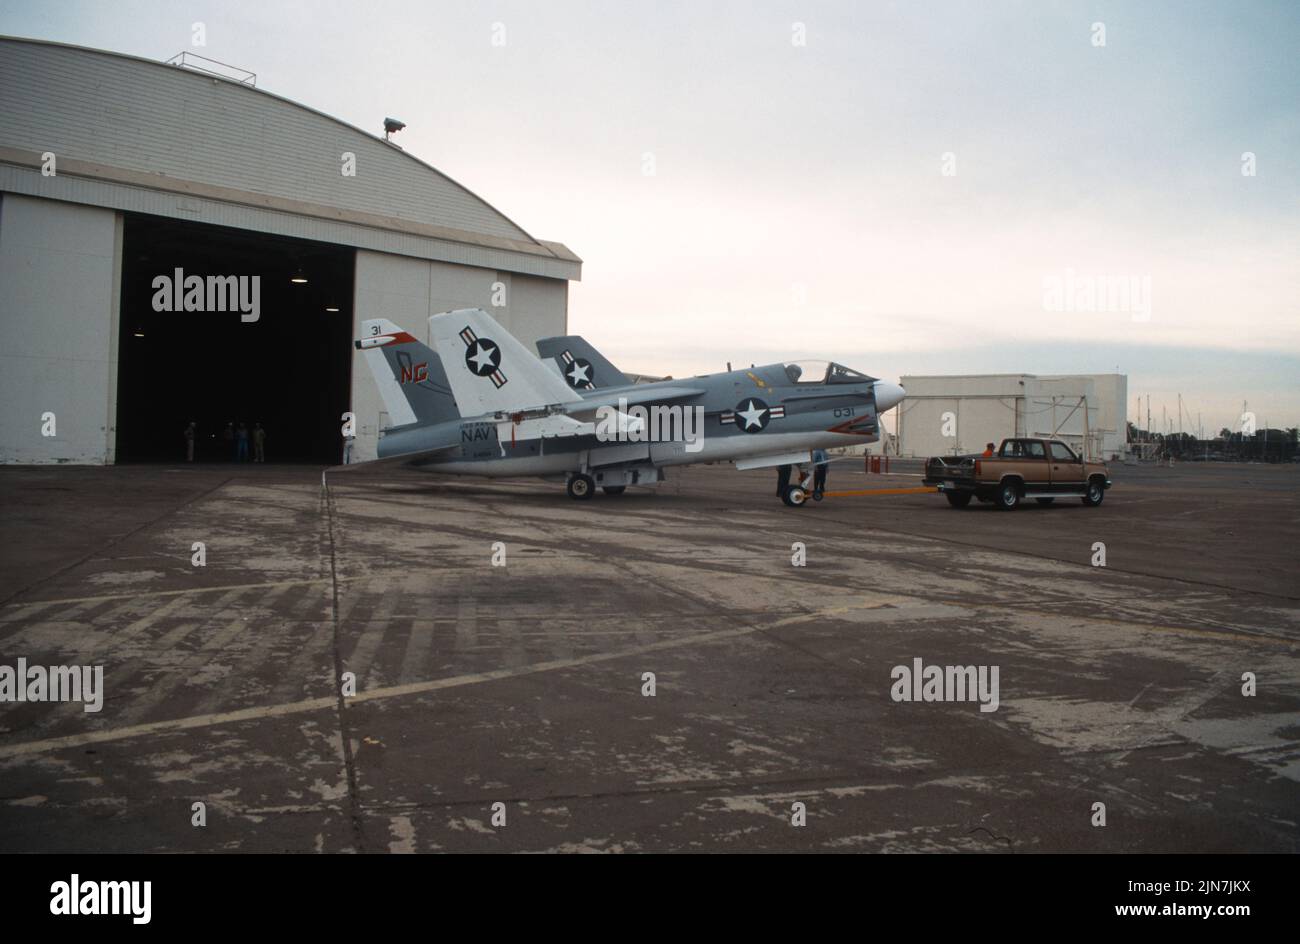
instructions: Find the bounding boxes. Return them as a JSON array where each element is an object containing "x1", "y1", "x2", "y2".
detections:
[
  {"x1": 567, "y1": 474, "x2": 595, "y2": 500},
  {"x1": 784, "y1": 485, "x2": 808, "y2": 507},
  {"x1": 602, "y1": 485, "x2": 627, "y2": 496}
]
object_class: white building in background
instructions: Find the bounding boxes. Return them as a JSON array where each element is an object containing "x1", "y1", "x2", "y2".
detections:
[
  {"x1": 895, "y1": 373, "x2": 1128, "y2": 460},
  {"x1": 0, "y1": 36, "x2": 579, "y2": 464}
]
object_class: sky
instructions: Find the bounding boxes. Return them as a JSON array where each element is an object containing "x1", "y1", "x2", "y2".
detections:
[{"x1": 2, "y1": 0, "x2": 1297, "y2": 434}]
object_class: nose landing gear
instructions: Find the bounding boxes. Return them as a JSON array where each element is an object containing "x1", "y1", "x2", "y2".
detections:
[{"x1": 781, "y1": 463, "x2": 817, "y2": 507}]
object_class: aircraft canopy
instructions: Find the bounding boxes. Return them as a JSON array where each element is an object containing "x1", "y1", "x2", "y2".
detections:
[{"x1": 781, "y1": 360, "x2": 877, "y2": 385}]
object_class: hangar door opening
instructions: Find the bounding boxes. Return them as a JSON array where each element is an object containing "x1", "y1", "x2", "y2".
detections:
[{"x1": 116, "y1": 215, "x2": 354, "y2": 463}]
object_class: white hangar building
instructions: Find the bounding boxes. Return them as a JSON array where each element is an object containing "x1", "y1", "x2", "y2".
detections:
[
  {"x1": 895, "y1": 373, "x2": 1128, "y2": 461},
  {"x1": 0, "y1": 36, "x2": 580, "y2": 464}
]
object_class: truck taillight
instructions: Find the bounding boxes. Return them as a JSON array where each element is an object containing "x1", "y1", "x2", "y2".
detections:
[{"x1": 975, "y1": 460, "x2": 981, "y2": 475}]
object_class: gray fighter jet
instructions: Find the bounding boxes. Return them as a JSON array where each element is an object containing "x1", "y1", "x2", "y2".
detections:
[{"x1": 355, "y1": 308, "x2": 904, "y2": 506}]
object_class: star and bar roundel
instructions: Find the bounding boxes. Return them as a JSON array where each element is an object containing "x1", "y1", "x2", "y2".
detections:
[
  {"x1": 722, "y1": 397, "x2": 785, "y2": 432},
  {"x1": 460, "y1": 325, "x2": 508, "y2": 388},
  {"x1": 560, "y1": 350, "x2": 594, "y2": 390}
]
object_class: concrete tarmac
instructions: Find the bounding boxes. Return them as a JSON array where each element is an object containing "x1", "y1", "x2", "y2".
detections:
[{"x1": 0, "y1": 459, "x2": 1296, "y2": 852}]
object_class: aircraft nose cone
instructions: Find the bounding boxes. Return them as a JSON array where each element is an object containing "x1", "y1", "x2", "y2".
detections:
[{"x1": 874, "y1": 381, "x2": 905, "y2": 412}]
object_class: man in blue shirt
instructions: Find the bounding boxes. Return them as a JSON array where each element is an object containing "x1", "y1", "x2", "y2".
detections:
[
  {"x1": 776, "y1": 463, "x2": 792, "y2": 497},
  {"x1": 812, "y1": 449, "x2": 829, "y2": 497}
]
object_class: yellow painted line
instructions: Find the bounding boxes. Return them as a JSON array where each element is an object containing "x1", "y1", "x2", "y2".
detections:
[{"x1": 821, "y1": 486, "x2": 939, "y2": 498}]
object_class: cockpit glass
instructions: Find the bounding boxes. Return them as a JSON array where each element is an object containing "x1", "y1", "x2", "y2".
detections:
[
  {"x1": 782, "y1": 360, "x2": 830, "y2": 384},
  {"x1": 781, "y1": 361, "x2": 877, "y2": 385},
  {"x1": 827, "y1": 363, "x2": 876, "y2": 384}
]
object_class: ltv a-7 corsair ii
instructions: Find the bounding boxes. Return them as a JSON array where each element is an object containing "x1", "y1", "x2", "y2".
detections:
[{"x1": 354, "y1": 309, "x2": 904, "y2": 506}]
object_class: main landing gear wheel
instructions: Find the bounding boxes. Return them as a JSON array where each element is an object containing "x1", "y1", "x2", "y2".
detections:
[
  {"x1": 782, "y1": 485, "x2": 808, "y2": 507},
  {"x1": 1082, "y1": 479, "x2": 1105, "y2": 507},
  {"x1": 566, "y1": 474, "x2": 595, "y2": 500},
  {"x1": 945, "y1": 491, "x2": 972, "y2": 508},
  {"x1": 602, "y1": 485, "x2": 626, "y2": 496}
]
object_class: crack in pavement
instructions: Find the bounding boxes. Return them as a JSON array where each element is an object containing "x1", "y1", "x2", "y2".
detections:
[{"x1": 322, "y1": 472, "x2": 365, "y2": 853}]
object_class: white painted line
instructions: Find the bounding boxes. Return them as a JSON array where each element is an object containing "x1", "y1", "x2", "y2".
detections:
[
  {"x1": 0, "y1": 575, "x2": 360, "y2": 610},
  {"x1": 0, "y1": 596, "x2": 900, "y2": 760}
]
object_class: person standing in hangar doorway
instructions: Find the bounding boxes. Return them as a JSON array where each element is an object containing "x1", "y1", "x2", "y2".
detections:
[
  {"x1": 183, "y1": 421, "x2": 197, "y2": 462},
  {"x1": 235, "y1": 422, "x2": 250, "y2": 462},
  {"x1": 223, "y1": 422, "x2": 235, "y2": 460},
  {"x1": 252, "y1": 423, "x2": 266, "y2": 463}
]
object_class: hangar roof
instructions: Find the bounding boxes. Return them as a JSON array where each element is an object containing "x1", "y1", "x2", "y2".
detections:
[{"x1": 0, "y1": 36, "x2": 580, "y2": 280}]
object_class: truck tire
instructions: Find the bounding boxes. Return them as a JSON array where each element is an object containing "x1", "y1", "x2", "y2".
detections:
[
  {"x1": 945, "y1": 492, "x2": 972, "y2": 508},
  {"x1": 1035, "y1": 497, "x2": 1054, "y2": 506},
  {"x1": 997, "y1": 481, "x2": 1020, "y2": 510},
  {"x1": 1081, "y1": 478, "x2": 1105, "y2": 507}
]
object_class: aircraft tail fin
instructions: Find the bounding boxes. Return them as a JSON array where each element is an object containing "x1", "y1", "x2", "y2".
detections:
[
  {"x1": 535, "y1": 336, "x2": 632, "y2": 391},
  {"x1": 355, "y1": 319, "x2": 461, "y2": 429},
  {"x1": 429, "y1": 308, "x2": 575, "y2": 416}
]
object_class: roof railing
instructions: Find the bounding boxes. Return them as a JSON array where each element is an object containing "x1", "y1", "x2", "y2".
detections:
[{"x1": 165, "y1": 51, "x2": 256, "y2": 86}]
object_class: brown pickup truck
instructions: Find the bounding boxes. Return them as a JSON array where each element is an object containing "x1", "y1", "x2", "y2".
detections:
[{"x1": 923, "y1": 437, "x2": 1111, "y2": 509}]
